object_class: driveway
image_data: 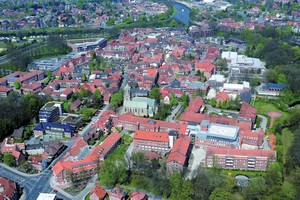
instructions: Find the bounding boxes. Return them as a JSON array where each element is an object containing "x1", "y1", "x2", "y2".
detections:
[{"x1": 187, "y1": 148, "x2": 206, "y2": 179}]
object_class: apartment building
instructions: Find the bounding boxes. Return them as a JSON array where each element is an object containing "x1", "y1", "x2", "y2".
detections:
[
  {"x1": 205, "y1": 147, "x2": 276, "y2": 171},
  {"x1": 133, "y1": 130, "x2": 170, "y2": 154}
]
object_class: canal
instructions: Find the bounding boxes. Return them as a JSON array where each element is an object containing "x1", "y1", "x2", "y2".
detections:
[{"x1": 173, "y1": 2, "x2": 191, "y2": 26}]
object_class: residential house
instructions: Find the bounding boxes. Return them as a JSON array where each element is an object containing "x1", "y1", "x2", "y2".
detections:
[
  {"x1": 108, "y1": 187, "x2": 128, "y2": 200},
  {"x1": 130, "y1": 192, "x2": 148, "y2": 200},
  {"x1": 70, "y1": 99, "x2": 82, "y2": 112},
  {"x1": 195, "y1": 59, "x2": 216, "y2": 79},
  {"x1": 0, "y1": 177, "x2": 20, "y2": 200},
  {"x1": 11, "y1": 127, "x2": 24, "y2": 139},
  {"x1": 216, "y1": 91, "x2": 229, "y2": 104},
  {"x1": 89, "y1": 185, "x2": 107, "y2": 200},
  {"x1": 1, "y1": 138, "x2": 25, "y2": 165},
  {"x1": 185, "y1": 96, "x2": 206, "y2": 113},
  {"x1": 166, "y1": 136, "x2": 191, "y2": 174},
  {"x1": 0, "y1": 86, "x2": 13, "y2": 98}
]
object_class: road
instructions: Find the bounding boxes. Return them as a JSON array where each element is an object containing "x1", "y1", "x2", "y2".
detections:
[
  {"x1": 166, "y1": 104, "x2": 181, "y2": 122},
  {"x1": 0, "y1": 103, "x2": 113, "y2": 200}
]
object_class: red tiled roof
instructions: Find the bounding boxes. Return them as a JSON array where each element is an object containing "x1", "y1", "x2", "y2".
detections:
[
  {"x1": 186, "y1": 96, "x2": 205, "y2": 113},
  {"x1": 195, "y1": 59, "x2": 215, "y2": 73},
  {"x1": 90, "y1": 185, "x2": 107, "y2": 199},
  {"x1": 0, "y1": 177, "x2": 16, "y2": 199},
  {"x1": 131, "y1": 191, "x2": 147, "y2": 200},
  {"x1": 207, "y1": 147, "x2": 276, "y2": 158},
  {"x1": 53, "y1": 132, "x2": 121, "y2": 175},
  {"x1": 66, "y1": 138, "x2": 87, "y2": 158},
  {"x1": 216, "y1": 91, "x2": 229, "y2": 102},
  {"x1": 167, "y1": 136, "x2": 190, "y2": 164},
  {"x1": 134, "y1": 130, "x2": 169, "y2": 142},
  {"x1": 0, "y1": 86, "x2": 13, "y2": 93},
  {"x1": 239, "y1": 102, "x2": 257, "y2": 120}
]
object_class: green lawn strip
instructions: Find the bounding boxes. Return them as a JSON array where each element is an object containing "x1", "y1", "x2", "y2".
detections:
[
  {"x1": 281, "y1": 128, "x2": 293, "y2": 166},
  {"x1": 84, "y1": 194, "x2": 90, "y2": 200},
  {"x1": 217, "y1": 169, "x2": 265, "y2": 178},
  {"x1": 95, "y1": 136, "x2": 107, "y2": 146}
]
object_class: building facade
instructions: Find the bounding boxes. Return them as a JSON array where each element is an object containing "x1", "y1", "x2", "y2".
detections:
[
  {"x1": 205, "y1": 147, "x2": 276, "y2": 171},
  {"x1": 133, "y1": 130, "x2": 170, "y2": 154}
]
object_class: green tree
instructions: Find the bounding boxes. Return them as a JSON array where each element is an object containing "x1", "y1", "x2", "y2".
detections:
[
  {"x1": 180, "y1": 94, "x2": 189, "y2": 108},
  {"x1": 169, "y1": 93, "x2": 178, "y2": 107},
  {"x1": 215, "y1": 59, "x2": 228, "y2": 71},
  {"x1": 210, "y1": 98, "x2": 216, "y2": 107},
  {"x1": 13, "y1": 81, "x2": 21, "y2": 89},
  {"x1": 169, "y1": 20, "x2": 178, "y2": 27},
  {"x1": 124, "y1": 17, "x2": 132, "y2": 24},
  {"x1": 170, "y1": 173, "x2": 193, "y2": 200},
  {"x1": 110, "y1": 92, "x2": 123, "y2": 109},
  {"x1": 277, "y1": 73, "x2": 287, "y2": 84},
  {"x1": 81, "y1": 73, "x2": 87, "y2": 82},
  {"x1": 99, "y1": 157, "x2": 128, "y2": 187},
  {"x1": 209, "y1": 188, "x2": 231, "y2": 200},
  {"x1": 149, "y1": 87, "x2": 162, "y2": 104},
  {"x1": 3, "y1": 153, "x2": 15, "y2": 167},
  {"x1": 265, "y1": 162, "x2": 283, "y2": 188}
]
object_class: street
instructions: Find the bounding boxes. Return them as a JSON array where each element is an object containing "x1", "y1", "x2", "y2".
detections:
[{"x1": 0, "y1": 103, "x2": 113, "y2": 200}]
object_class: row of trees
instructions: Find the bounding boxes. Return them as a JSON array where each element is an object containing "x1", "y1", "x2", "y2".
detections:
[{"x1": 5, "y1": 35, "x2": 71, "y2": 71}]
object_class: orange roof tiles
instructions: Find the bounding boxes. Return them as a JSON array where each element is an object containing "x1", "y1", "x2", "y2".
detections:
[
  {"x1": 134, "y1": 130, "x2": 169, "y2": 142},
  {"x1": 239, "y1": 102, "x2": 257, "y2": 120},
  {"x1": 216, "y1": 91, "x2": 229, "y2": 102},
  {"x1": 90, "y1": 185, "x2": 107, "y2": 199},
  {"x1": 167, "y1": 136, "x2": 190, "y2": 164},
  {"x1": 207, "y1": 147, "x2": 276, "y2": 158},
  {"x1": 186, "y1": 96, "x2": 205, "y2": 113}
]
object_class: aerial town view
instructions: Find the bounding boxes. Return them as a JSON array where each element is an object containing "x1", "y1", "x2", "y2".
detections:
[{"x1": 0, "y1": 0, "x2": 300, "y2": 199}]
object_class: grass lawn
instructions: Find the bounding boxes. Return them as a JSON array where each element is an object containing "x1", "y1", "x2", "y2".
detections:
[
  {"x1": 254, "y1": 100, "x2": 290, "y2": 120},
  {"x1": 216, "y1": 169, "x2": 265, "y2": 178},
  {"x1": 84, "y1": 194, "x2": 90, "y2": 200},
  {"x1": 282, "y1": 128, "x2": 293, "y2": 165},
  {"x1": 95, "y1": 136, "x2": 107, "y2": 146}
]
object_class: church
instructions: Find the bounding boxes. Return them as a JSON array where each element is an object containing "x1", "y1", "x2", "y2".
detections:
[{"x1": 123, "y1": 84, "x2": 158, "y2": 117}]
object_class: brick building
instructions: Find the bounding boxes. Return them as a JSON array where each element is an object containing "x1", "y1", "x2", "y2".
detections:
[
  {"x1": 133, "y1": 130, "x2": 170, "y2": 154},
  {"x1": 205, "y1": 147, "x2": 276, "y2": 171},
  {"x1": 166, "y1": 136, "x2": 191, "y2": 174},
  {"x1": 53, "y1": 132, "x2": 121, "y2": 189}
]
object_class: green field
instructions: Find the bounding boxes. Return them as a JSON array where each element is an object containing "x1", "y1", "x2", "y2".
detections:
[{"x1": 254, "y1": 100, "x2": 290, "y2": 120}]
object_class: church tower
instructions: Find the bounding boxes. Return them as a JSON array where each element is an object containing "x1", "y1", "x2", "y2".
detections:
[{"x1": 124, "y1": 84, "x2": 131, "y2": 101}]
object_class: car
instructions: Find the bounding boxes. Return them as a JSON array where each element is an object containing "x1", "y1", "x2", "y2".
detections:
[{"x1": 53, "y1": 189, "x2": 58, "y2": 193}]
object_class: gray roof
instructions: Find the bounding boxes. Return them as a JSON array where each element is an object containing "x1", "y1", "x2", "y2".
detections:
[
  {"x1": 132, "y1": 97, "x2": 156, "y2": 107},
  {"x1": 124, "y1": 100, "x2": 148, "y2": 109}
]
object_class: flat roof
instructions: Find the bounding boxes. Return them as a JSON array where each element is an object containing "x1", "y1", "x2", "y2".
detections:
[
  {"x1": 36, "y1": 193, "x2": 56, "y2": 200},
  {"x1": 207, "y1": 123, "x2": 239, "y2": 140}
]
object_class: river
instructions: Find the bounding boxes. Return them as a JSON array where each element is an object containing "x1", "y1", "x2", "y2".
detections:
[{"x1": 173, "y1": 2, "x2": 191, "y2": 26}]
